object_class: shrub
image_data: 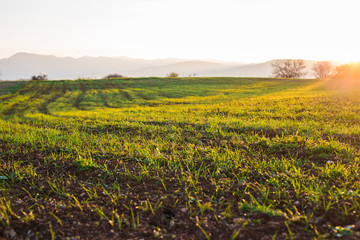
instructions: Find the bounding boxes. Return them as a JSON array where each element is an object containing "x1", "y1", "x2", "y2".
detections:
[
  {"x1": 167, "y1": 72, "x2": 179, "y2": 78},
  {"x1": 31, "y1": 73, "x2": 48, "y2": 81},
  {"x1": 103, "y1": 74, "x2": 124, "y2": 79}
]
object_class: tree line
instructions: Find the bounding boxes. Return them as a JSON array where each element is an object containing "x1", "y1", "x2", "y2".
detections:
[{"x1": 272, "y1": 59, "x2": 360, "y2": 80}]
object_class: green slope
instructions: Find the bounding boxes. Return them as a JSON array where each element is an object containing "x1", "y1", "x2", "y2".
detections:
[{"x1": 0, "y1": 77, "x2": 319, "y2": 116}]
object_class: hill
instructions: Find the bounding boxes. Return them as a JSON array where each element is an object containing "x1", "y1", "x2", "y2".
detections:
[{"x1": 0, "y1": 77, "x2": 317, "y2": 115}]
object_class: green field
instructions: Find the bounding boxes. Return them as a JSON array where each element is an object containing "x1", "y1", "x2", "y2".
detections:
[{"x1": 1, "y1": 77, "x2": 360, "y2": 239}]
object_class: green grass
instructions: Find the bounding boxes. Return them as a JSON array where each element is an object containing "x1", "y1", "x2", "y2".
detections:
[
  {"x1": 0, "y1": 77, "x2": 360, "y2": 239},
  {"x1": 0, "y1": 81, "x2": 26, "y2": 96}
]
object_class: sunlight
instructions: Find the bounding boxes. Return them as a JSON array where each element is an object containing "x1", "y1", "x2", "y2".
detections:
[{"x1": 1, "y1": 0, "x2": 359, "y2": 63}]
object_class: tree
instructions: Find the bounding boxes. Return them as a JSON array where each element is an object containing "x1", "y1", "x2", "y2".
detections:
[
  {"x1": 272, "y1": 59, "x2": 307, "y2": 78},
  {"x1": 167, "y1": 72, "x2": 179, "y2": 78},
  {"x1": 334, "y1": 62, "x2": 360, "y2": 80},
  {"x1": 312, "y1": 61, "x2": 334, "y2": 79}
]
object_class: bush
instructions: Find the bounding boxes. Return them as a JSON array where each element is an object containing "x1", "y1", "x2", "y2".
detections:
[
  {"x1": 167, "y1": 72, "x2": 179, "y2": 78},
  {"x1": 31, "y1": 73, "x2": 48, "y2": 81},
  {"x1": 103, "y1": 74, "x2": 124, "y2": 79}
]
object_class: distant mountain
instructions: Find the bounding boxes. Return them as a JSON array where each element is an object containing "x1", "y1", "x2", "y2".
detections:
[
  {"x1": 128, "y1": 60, "x2": 237, "y2": 77},
  {"x1": 0, "y1": 52, "x2": 333, "y2": 80},
  {"x1": 0, "y1": 53, "x2": 186, "y2": 80}
]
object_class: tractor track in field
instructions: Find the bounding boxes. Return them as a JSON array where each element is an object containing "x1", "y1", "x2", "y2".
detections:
[
  {"x1": 73, "y1": 84, "x2": 87, "y2": 110},
  {"x1": 38, "y1": 84, "x2": 68, "y2": 115}
]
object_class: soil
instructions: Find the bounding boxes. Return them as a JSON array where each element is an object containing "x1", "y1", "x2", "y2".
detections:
[{"x1": 0, "y1": 140, "x2": 358, "y2": 240}]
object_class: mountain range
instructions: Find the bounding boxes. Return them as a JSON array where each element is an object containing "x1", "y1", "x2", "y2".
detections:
[{"x1": 0, "y1": 52, "x2": 325, "y2": 80}]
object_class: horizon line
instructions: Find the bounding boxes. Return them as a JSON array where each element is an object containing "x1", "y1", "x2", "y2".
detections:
[{"x1": 1, "y1": 51, "x2": 349, "y2": 65}]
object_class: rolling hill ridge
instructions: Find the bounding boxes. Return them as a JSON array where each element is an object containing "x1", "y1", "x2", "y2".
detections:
[{"x1": 0, "y1": 52, "x2": 321, "y2": 80}]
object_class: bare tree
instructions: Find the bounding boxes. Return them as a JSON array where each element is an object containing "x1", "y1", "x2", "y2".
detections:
[
  {"x1": 272, "y1": 59, "x2": 307, "y2": 78},
  {"x1": 312, "y1": 61, "x2": 334, "y2": 79}
]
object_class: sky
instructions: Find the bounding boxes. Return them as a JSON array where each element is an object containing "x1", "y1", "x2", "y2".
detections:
[{"x1": 0, "y1": 0, "x2": 359, "y2": 63}]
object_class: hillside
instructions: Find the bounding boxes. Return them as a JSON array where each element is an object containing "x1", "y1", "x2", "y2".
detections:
[
  {"x1": 1, "y1": 78, "x2": 360, "y2": 239},
  {"x1": 0, "y1": 77, "x2": 317, "y2": 116}
]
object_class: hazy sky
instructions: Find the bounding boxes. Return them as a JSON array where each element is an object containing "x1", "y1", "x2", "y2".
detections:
[{"x1": 1, "y1": 0, "x2": 359, "y2": 63}]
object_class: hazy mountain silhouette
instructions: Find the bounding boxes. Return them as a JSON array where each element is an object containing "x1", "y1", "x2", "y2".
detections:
[
  {"x1": 0, "y1": 52, "x2": 325, "y2": 80},
  {"x1": 128, "y1": 60, "x2": 237, "y2": 77},
  {"x1": 205, "y1": 60, "x2": 321, "y2": 78},
  {"x1": 0, "y1": 53, "x2": 185, "y2": 80}
]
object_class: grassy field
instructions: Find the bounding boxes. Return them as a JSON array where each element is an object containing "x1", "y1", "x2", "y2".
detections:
[{"x1": 1, "y1": 77, "x2": 360, "y2": 239}]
